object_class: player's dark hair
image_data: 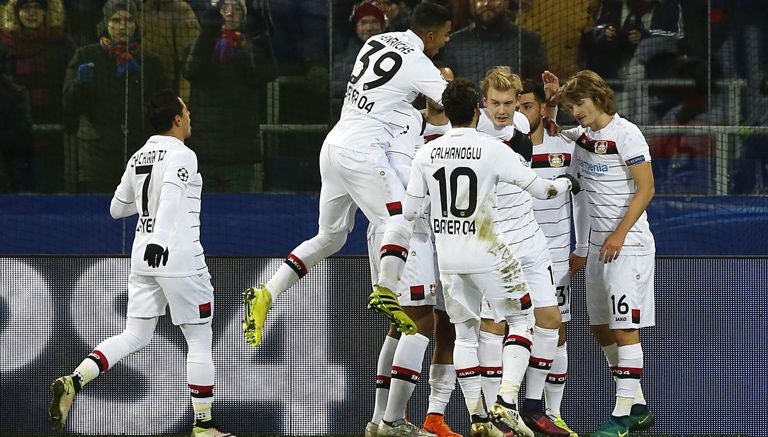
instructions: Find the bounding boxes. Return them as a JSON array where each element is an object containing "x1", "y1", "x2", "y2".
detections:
[
  {"x1": 521, "y1": 79, "x2": 546, "y2": 103},
  {"x1": 442, "y1": 79, "x2": 478, "y2": 127},
  {"x1": 146, "y1": 88, "x2": 182, "y2": 133},
  {"x1": 410, "y1": 2, "x2": 451, "y2": 34}
]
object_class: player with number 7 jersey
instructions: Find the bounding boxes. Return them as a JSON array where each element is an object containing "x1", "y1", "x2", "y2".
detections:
[{"x1": 114, "y1": 122, "x2": 207, "y2": 277}]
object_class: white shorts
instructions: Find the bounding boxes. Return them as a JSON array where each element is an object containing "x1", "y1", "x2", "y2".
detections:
[
  {"x1": 481, "y1": 230, "x2": 556, "y2": 319},
  {"x1": 127, "y1": 272, "x2": 214, "y2": 325},
  {"x1": 368, "y1": 222, "x2": 437, "y2": 307},
  {"x1": 585, "y1": 254, "x2": 655, "y2": 329},
  {"x1": 319, "y1": 142, "x2": 406, "y2": 233},
  {"x1": 552, "y1": 266, "x2": 572, "y2": 323},
  {"x1": 442, "y1": 243, "x2": 531, "y2": 324}
]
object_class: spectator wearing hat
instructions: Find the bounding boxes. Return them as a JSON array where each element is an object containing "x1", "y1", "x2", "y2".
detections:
[
  {"x1": 1, "y1": 0, "x2": 76, "y2": 191},
  {"x1": 330, "y1": 0, "x2": 386, "y2": 115},
  {"x1": 183, "y1": 0, "x2": 276, "y2": 192},
  {"x1": 62, "y1": 0, "x2": 168, "y2": 192}
]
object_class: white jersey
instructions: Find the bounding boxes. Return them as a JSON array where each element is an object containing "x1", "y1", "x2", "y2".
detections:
[
  {"x1": 113, "y1": 135, "x2": 207, "y2": 276},
  {"x1": 327, "y1": 30, "x2": 447, "y2": 149},
  {"x1": 566, "y1": 113, "x2": 655, "y2": 255},
  {"x1": 405, "y1": 128, "x2": 568, "y2": 274},
  {"x1": 423, "y1": 118, "x2": 451, "y2": 143},
  {"x1": 531, "y1": 134, "x2": 576, "y2": 271},
  {"x1": 475, "y1": 120, "x2": 542, "y2": 249},
  {"x1": 477, "y1": 109, "x2": 531, "y2": 140}
]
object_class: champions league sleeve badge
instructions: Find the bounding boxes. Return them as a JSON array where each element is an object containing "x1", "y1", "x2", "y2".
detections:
[{"x1": 177, "y1": 168, "x2": 189, "y2": 182}]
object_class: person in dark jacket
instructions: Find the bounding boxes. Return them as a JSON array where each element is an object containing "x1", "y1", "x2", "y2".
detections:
[
  {"x1": 183, "y1": 0, "x2": 276, "y2": 192},
  {"x1": 63, "y1": 0, "x2": 168, "y2": 192},
  {"x1": 1, "y1": 0, "x2": 77, "y2": 192}
]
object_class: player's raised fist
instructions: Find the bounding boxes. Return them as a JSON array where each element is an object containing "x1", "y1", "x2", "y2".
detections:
[
  {"x1": 557, "y1": 174, "x2": 581, "y2": 195},
  {"x1": 144, "y1": 244, "x2": 169, "y2": 268}
]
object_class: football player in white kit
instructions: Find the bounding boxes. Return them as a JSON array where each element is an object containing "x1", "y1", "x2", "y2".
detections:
[
  {"x1": 402, "y1": 79, "x2": 579, "y2": 437},
  {"x1": 365, "y1": 65, "x2": 462, "y2": 437},
  {"x1": 48, "y1": 90, "x2": 231, "y2": 437},
  {"x1": 474, "y1": 67, "x2": 572, "y2": 437},
  {"x1": 243, "y1": 2, "x2": 453, "y2": 347},
  {"x1": 558, "y1": 70, "x2": 656, "y2": 437},
  {"x1": 518, "y1": 79, "x2": 578, "y2": 437}
]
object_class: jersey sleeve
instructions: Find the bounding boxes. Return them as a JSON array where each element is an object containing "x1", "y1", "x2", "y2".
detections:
[
  {"x1": 403, "y1": 152, "x2": 428, "y2": 221},
  {"x1": 163, "y1": 149, "x2": 198, "y2": 188},
  {"x1": 110, "y1": 164, "x2": 137, "y2": 219},
  {"x1": 411, "y1": 58, "x2": 447, "y2": 104},
  {"x1": 149, "y1": 149, "x2": 198, "y2": 248},
  {"x1": 618, "y1": 123, "x2": 652, "y2": 167}
]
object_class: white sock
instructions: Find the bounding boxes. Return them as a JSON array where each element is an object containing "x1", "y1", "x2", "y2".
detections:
[
  {"x1": 383, "y1": 333, "x2": 430, "y2": 423},
  {"x1": 544, "y1": 343, "x2": 568, "y2": 417},
  {"x1": 427, "y1": 364, "x2": 456, "y2": 415},
  {"x1": 524, "y1": 325, "x2": 559, "y2": 403},
  {"x1": 478, "y1": 330, "x2": 503, "y2": 410},
  {"x1": 371, "y1": 335, "x2": 398, "y2": 424},
  {"x1": 499, "y1": 315, "x2": 532, "y2": 407},
  {"x1": 613, "y1": 343, "x2": 643, "y2": 417}
]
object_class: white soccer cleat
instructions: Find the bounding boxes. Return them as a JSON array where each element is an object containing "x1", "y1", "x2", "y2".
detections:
[
  {"x1": 366, "y1": 421, "x2": 380, "y2": 437},
  {"x1": 379, "y1": 419, "x2": 438, "y2": 437},
  {"x1": 49, "y1": 375, "x2": 77, "y2": 432},
  {"x1": 490, "y1": 403, "x2": 534, "y2": 437}
]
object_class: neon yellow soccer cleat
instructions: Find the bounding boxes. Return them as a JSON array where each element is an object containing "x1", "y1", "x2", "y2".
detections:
[
  {"x1": 242, "y1": 285, "x2": 272, "y2": 347},
  {"x1": 368, "y1": 285, "x2": 417, "y2": 335}
]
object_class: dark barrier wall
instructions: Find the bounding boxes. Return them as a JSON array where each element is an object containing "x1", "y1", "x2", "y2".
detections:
[
  {"x1": 1, "y1": 194, "x2": 767, "y2": 256},
  {"x1": 1, "y1": 256, "x2": 766, "y2": 435}
]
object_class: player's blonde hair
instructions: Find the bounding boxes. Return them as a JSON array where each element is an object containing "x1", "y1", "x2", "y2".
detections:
[
  {"x1": 481, "y1": 66, "x2": 523, "y2": 97},
  {"x1": 559, "y1": 70, "x2": 617, "y2": 115}
]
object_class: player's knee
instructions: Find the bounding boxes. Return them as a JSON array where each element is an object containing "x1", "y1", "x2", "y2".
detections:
[
  {"x1": 317, "y1": 231, "x2": 347, "y2": 255},
  {"x1": 121, "y1": 330, "x2": 152, "y2": 352}
]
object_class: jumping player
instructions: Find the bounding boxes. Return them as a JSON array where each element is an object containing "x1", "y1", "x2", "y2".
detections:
[{"x1": 242, "y1": 1, "x2": 453, "y2": 347}]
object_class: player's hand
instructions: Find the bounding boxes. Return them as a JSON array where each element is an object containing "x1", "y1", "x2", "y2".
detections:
[
  {"x1": 557, "y1": 174, "x2": 581, "y2": 195},
  {"x1": 77, "y1": 63, "x2": 95, "y2": 83},
  {"x1": 627, "y1": 29, "x2": 642, "y2": 45},
  {"x1": 599, "y1": 231, "x2": 626, "y2": 263},
  {"x1": 569, "y1": 253, "x2": 586, "y2": 276},
  {"x1": 144, "y1": 244, "x2": 169, "y2": 268},
  {"x1": 542, "y1": 70, "x2": 560, "y2": 102},
  {"x1": 544, "y1": 116, "x2": 561, "y2": 137},
  {"x1": 604, "y1": 25, "x2": 617, "y2": 41}
]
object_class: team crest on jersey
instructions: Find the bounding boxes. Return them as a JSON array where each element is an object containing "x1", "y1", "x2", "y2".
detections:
[
  {"x1": 548, "y1": 153, "x2": 565, "y2": 167},
  {"x1": 177, "y1": 168, "x2": 189, "y2": 182},
  {"x1": 594, "y1": 140, "x2": 609, "y2": 154}
]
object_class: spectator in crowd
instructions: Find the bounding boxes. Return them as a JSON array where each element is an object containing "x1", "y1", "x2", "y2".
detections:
[
  {"x1": 330, "y1": 0, "x2": 385, "y2": 115},
  {"x1": 60, "y1": 0, "x2": 108, "y2": 46},
  {"x1": 62, "y1": 0, "x2": 168, "y2": 192},
  {"x1": 139, "y1": 0, "x2": 200, "y2": 101},
  {"x1": 583, "y1": 0, "x2": 685, "y2": 80},
  {"x1": 1, "y1": 0, "x2": 76, "y2": 192},
  {"x1": 267, "y1": 0, "x2": 327, "y2": 73},
  {"x1": 378, "y1": 0, "x2": 417, "y2": 32},
  {"x1": 183, "y1": 0, "x2": 275, "y2": 192},
  {"x1": 583, "y1": 0, "x2": 685, "y2": 123},
  {"x1": 0, "y1": 41, "x2": 34, "y2": 192},
  {"x1": 517, "y1": 0, "x2": 600, "y2": 80},
  {"x1": 440, "y1": 0, "x2": 548, "y2": 86}
]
